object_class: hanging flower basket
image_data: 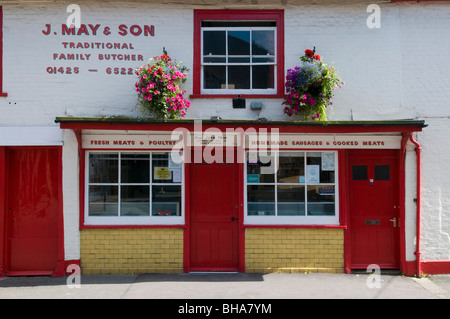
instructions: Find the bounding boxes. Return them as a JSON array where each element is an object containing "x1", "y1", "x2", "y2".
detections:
[
  {"x1": 135, "y1": 49, "x2": 190, "y2": 119},
  {"x1": 283, "y1": 48, "x2": 344, "y2": 121}
]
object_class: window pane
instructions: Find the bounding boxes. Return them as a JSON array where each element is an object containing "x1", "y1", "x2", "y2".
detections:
[
  {"x1": 307, "y1": 185, "x2": 335, "y2": 216},
  {"x1": 277, "y1": 185, "x2": 305, "y2": 216},
  {"x1": 252, "y1": 56, "x2": 275, "y2": 63},
  {"x1": 228, "y1": 57, "x2": 250, "y2": 63},
  {"x1": 121, "y1": 186, "x2": 150, "y2": 216},
  {"x1": 307, "y1": 152, "x2": 335, "y2": 184},
  {"x1": 89, "y1": 185, "x2": 118, "y2": 216},
  {"x1": 247, "y1": 152, "x2": 275, "y2": 183},
  {"x1": 121, "y1": 154, "x2": 150, "y2": 184},
  {"x1": 352, "y1": 165, "x2": 368, "y2": 180},
  {"x1": 278, "y1": 152, "x2": 304, "y2": 183},
  {"x1": 375, "y1": 165, "x2": 390, "y2": 180},
  {"x1": 252, "y1": 65, "x2": 275, "y2": 89},
  {"x1": 203, "y1": 31, "x2": 226, "y2": 55},
  {"x1": 228, "y1": 31, "x2": 250, "y2": 55},
  {"x1": 204, "y1": 66, "x2": 226, "y2": 89},
  {"x1": 89, "y1": 153, "x2": 118, "y2": 183},
  {"x1": 204, "y1": 56, "x2": 226, "y2": 63},
  {"x1": 252, "y1": 30, "x2": 275, "y2": 56},
  {"x1": 152, "y1": 186, "x2": 182, "y2": 216},
  {"x1": 247, "y1": 185, "x2": 275, "y2": 216},
  {"x1": 228, "y1": 66, "x2": 250, "y2": 89}
]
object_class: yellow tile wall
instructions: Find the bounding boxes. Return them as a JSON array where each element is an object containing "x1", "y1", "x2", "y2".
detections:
[
  {"x1": 245, "y1": 228, "x2": 344, "y2": 273},
  {"x1": 80, "y1": 228, "x2": 183, "y2": 274}
]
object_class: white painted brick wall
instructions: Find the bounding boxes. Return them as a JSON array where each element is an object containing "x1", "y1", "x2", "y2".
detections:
[{"x1": 1, "y1": 1, "x2": 449, "y2": 263}]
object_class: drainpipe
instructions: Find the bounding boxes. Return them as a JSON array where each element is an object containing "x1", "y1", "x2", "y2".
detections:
[{"x1": 409, "y1": 133, "x2": 422, "y2": 277}]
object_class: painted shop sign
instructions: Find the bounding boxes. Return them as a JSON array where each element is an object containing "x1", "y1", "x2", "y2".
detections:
[
  {"x1": 82, "y1": 133, "x2": 401, "y2": 150},
  {"x1": 245, "y1": 134, "x2": 401, "y2": 149},
  {"x1": 42, "y1": 23, "x2": 154, "y2": 75}
]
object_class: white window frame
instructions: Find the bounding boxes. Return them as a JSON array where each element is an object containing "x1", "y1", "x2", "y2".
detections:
[
  {"x1": 84, "y1": 151, "x2": 185, "y2": 226},
  {"x1": 244, "y1": 151, "x2": 340, "y2": 226},
  {"x1": 201, "y1": 26, "x2": 277, "y2": 95}
]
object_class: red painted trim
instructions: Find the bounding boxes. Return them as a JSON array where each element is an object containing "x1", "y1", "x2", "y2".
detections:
[
  {"x1": 183, "y1": 160, "x2": 191, "y2": 273},
  {"x1": 192, "y1": 9, "x2": 285, "y2": 97},
  {"x1": 422, "y1": 261, "x2": 450, "y2": 275},
  {"x1": 0, "y1": 147, "x2": 5, "y2": 277},
  {"x1": 399, "y1": 133, "x2": 409, "y2": 276},
  {"x1": 59, "y1": 122, "x2": 424, "y2": 134},
  {"x1": 82, "y1": 224, "x2": 186, "y2": 229},
  {"x1": 79, "y1": 145, "x2": 86, "y2": 229},
  {"x1": 343, "y1": 150, "x2": 352, "y2": 274},
  {"x1": 0, "y1": 7, "x2": 7, "y2": 97},
  {"x1": 238, "y1": 159, "x2": 245, "y2": 273},
  {"x1": 64, "y1": 259, "x2": 81, "y2": 276},
  {"x1": 338, "y1": 149, "x2": 348, "y2": 227},
  {"x1": 243, "y1": 224, "x2": 346, "y2": 229},
  {"x1": 53, "y1": 146, "x2": 65, "y2": 277},
  {"x1": 189, "y1": 94, "x2": 285, "y2": 99},
  {"x1": 81, "y1": 148, "x2": 175, "y2": 152},
  {"x1": 409, "y1": 134, "x2": 422, "y2": 277},
  {"x1": 404, "y1": 261, "x2": 450, "y2": 276}
]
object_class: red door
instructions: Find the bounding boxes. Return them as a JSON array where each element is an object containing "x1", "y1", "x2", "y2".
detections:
[
  {"x1": 189, "y1": 150, "x2": 240, "y2": 271},
  {"x1": 349, "y1": 150, "x2": 400, "y2": 269},
  {"x1": 6, "y1": 148, "x2": 60, "y2": 275}
]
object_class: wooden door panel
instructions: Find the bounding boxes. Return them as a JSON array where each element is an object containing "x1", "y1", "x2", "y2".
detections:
[{"x1": 349, "y1": 151, "x2": 400, "y2": 269}]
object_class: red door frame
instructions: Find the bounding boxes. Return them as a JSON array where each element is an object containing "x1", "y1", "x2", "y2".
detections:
[
  {"x1": 0, "y1": 146, "x2": 65, "y2": 277},
  {"x1": 0, "y1": 147, "x2": 6, "y2": 276},
  {"x1": 344, "y1": 149, "x2": 402, "y2": 272},
  {"x1": 184, "y1": 147, "x2": 245, "y2": 273}
]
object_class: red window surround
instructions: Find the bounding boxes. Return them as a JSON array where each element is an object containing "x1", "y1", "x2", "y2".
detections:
[
  {"x1": 191, "y1": 9, "x2": 285, "y2": 99},
  {"x1": 0, "y1": 7, "x2": 7, "y2": 97}
]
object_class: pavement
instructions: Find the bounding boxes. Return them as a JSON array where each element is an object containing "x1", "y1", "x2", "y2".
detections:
[{"x1": 0, "y1": 272, "x2": 449, "y2": 300}]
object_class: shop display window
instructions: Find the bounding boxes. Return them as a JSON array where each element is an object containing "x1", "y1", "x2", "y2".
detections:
[
  {"x1": 245, "y1": 151, "x2": 338, "y2": 225},
  {"x1": 86, "y1": 152, "x2": 183, "y2": 226}
]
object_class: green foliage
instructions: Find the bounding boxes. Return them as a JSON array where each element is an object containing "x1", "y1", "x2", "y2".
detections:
[{"x1": 283, "y1": 47, "x2": 344, "y2": 121}]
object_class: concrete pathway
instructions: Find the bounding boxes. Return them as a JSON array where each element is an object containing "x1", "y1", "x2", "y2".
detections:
[{"x1": 0, "y1": 273, "x2": 449, "y2": 299}]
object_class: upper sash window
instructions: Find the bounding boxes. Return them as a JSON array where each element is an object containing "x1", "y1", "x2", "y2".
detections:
[
  {"x1": 192, "y1": 10, "x2": 285, "y2": 98},
  {"x1": 202, "y1": 22, "x2": 277, "y2": 94}
]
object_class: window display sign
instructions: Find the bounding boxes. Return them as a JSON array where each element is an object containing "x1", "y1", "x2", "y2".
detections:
[
  {"x1": 306, "y1": 165, "x2": 320, "y2": 184},
  {"x1": 321, "y1": 152, "x2": 335, "y2": 171},
  {"x1": 154, "y1": 167, "x2": 172, "y2": 180}
]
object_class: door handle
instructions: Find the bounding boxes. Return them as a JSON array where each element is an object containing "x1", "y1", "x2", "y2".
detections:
[
  {"x1": 231, "y1": 217, "x2": 238, "y2": 222},
  {"x1": 389, "y1": 218, "x2": 397, "y2": 228}
]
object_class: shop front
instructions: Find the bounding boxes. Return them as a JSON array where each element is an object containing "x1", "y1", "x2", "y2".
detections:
[{"x1": 55, "y1": 117, "x2": 425, "y2": 275}]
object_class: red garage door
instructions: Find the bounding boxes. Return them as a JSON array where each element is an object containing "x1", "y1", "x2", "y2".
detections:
[{"x1": 6, "y1": 148, "x2": 61, "y2": 276}]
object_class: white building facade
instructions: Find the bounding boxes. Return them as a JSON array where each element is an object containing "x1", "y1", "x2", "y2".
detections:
[{"x1": 0, "y1": 0, "x2": 448, "y2": 276}]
